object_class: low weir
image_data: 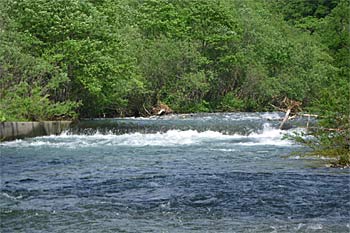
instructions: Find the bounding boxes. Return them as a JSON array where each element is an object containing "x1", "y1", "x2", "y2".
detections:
[{"x1": 0, "y1": 121, "x2": 72, "y2": 141}]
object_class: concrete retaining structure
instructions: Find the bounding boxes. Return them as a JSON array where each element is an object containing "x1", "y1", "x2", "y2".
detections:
[{"x1": 0, "y1": 121, "x2": 72, "y2": 141}]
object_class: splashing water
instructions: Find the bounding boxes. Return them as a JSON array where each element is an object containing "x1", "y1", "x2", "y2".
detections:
[
  {"x1": 1, "y1": 123, "x2": 293, "y2": 148},
  {"x1": 1, "y1": 113, "x2": 349, "y2": 233}
]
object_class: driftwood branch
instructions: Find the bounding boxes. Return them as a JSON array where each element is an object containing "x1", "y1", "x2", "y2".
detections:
[
  {"x1": 280, "y1": 108, "x2": 291, "y2": 129},
  {"x1": 279, "y1": 97, "x2": 302, "y2": 130},
  {"x1": 269, "y1": 104, "x2": 285, "y2": 112},
  {"x1": 143, "y1": 104, "x2": 152, "y2": 116},
  {"x1": 271, "y1": 99, "x2": 321, "y2": 130},
  {"x1": 152, "y1": 102, "x2": 173, "y2": 116},
  {"x1": 302, "y1": 126, "x2": 348, "y2": 132},
  {"x1": 299, "y1": 113, "x2": 318, "y2": 118}
]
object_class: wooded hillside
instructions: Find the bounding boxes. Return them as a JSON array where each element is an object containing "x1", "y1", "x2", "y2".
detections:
[{"x1": 0, "y1": 0, "x2": 348, "y2": 120}]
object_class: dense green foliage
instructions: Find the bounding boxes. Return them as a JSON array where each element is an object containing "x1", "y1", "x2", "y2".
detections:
[
  {"x1": 273, "y1": 0, "x2": 349, "y2": 166},
  {"x1": 2, "y1": 0, "x2": 346, "y2": 118},
  {"x1": 1, "y1": 0, "x2": 348, "y2": 164}
]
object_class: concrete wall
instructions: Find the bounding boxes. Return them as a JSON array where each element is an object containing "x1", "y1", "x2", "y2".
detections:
[{"x1": 0, "y1": 121, "x2": 72, "y2": 141}]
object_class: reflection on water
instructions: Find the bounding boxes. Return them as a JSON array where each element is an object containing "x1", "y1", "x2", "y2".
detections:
[{"x1": 1, "y1": 112, "x2": 349, "y2": 232}]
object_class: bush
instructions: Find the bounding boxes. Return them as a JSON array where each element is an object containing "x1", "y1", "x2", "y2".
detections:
[
  {"x1": 218, "y1": 92, "x2": 244, "y2": 112},
  {"x1": 0, "y1": 82, "x2": 79, "y2": 121}
]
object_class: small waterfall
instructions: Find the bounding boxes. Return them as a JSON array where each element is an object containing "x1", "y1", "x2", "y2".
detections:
[{"x1": 67, "y1": 112, "x2": 286, "y2": 136}]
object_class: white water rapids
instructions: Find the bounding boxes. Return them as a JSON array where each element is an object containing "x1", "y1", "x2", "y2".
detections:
[{"x1": 1, "y1": 123, "x2": 297, "y2": 148}]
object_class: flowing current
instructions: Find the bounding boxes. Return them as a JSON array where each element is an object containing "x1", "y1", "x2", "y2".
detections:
[{"x1": 1, "y1": 112, "x2": 349, "y2": 232}]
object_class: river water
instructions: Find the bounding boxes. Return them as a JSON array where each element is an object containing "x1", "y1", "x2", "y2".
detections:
[{"x1": 1, "y1": 113, "x2": 349, "y2": 232}]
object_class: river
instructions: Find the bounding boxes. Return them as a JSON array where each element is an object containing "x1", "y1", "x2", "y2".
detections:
[{"x1": 1, "y1": 112, "x2": 349, "y2": 232}]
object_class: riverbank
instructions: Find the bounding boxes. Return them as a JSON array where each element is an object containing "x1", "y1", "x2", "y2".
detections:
[{"x1": 0, "y1": 121, "x2": 72, "y2": 141}]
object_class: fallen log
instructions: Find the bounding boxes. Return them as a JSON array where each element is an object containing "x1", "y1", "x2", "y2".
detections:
[
  {"x1": 152, "y1": 102, "x2": 173, "y2": 116},
  {"x1": 278, "y1": 97, "x2": 302, "y2": 130},
  {"x1": 299, "y1": 113, "x2": 318, "y2": 118},
  {"x1": 142, "y1": 104, "x2": 152, "y2": 116},
  {"x1": 279, "y1": 108, "x2": 291, "y2": 130},
  {"x1": 301, "y1": 126, "x2": 348, "y2": 132}
]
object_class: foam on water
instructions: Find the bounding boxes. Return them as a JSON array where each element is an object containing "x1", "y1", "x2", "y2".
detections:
[
  {"x1": 0, "y1": 123, "x2": 296, "y2": 148},
  {"x1": 237, "y1": 123, "x2": 295, "y2": 146},
  {"x1": 261, "y1": 112, "x2": 283, "y2": 120},
  {"x1": 307, "y1": 223, "x2": 323, "y2": 230},
  {"x1": 1, "y1": 113, "x2": 349, "y2": 233},
  {"x1": 0, "y1": 130, "x2": 231, "y2": 148},
  {"x1": 0, "y1": 192, "x2": 22, "y2": 200}
]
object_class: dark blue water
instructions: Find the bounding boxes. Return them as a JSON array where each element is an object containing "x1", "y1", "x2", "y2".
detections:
[{"x1": 1, "y1": 113, "x2": 349, "y2": 232}]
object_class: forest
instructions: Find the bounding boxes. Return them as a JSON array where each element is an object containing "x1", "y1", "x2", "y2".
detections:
[{"x1": 0, "y1": 1, "x2": 349, "y2": 163}]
